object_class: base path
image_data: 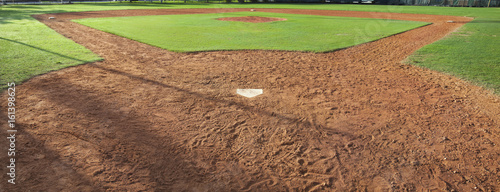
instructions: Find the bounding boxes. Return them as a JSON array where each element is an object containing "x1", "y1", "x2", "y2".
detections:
[{"x1": 1, "y1": 8, "x2": 499, "y2": 191}]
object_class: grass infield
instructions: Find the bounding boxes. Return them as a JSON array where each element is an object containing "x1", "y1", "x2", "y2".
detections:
[
  {"x1": 74, "y1": 12, "x2": 428, "y2": 52},
  {"x1": 0, "y1": 3, "x2": 498, "y2": 92}
]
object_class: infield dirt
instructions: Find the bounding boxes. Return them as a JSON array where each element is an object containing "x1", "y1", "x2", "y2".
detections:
[{"x1": 1, "y1": 8, "x2": 499, "y2": 191}]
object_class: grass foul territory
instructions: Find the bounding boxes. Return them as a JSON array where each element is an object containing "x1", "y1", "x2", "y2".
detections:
[{"x1": 407, "y1": 17, "x2": 500, "y2": 93}]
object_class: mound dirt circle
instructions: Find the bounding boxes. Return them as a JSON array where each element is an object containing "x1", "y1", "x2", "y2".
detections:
[
  {"x1": 1, "y1": 8, "x2": 499, "y2": 191},
  {"x1": 216, "y1": 16, "x2": 287, "y2": 23}
]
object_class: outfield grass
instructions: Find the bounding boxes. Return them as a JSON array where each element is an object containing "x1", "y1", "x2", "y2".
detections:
[
  {"x1": 0, "y1": 3, "x2": 498, "y2": 92},
  {"x1": 74, "y1": 12, "x2": 428, "y2": 52}
]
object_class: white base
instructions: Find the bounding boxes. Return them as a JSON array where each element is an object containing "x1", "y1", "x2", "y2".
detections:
[{"x1": 236, "y1": 89, "x2": 263, "y2": 98}]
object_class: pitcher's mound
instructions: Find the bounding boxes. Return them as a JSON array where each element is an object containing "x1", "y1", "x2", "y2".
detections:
[{"x1": 217, "y1": 16, "x2": 287, "y2": 23}]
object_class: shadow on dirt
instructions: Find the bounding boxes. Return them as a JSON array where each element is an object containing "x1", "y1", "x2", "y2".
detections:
[
  {"x1": 19, "y1": 76, "x2": 226, "y2": 190},
  {"x1": 0, "y1": 105, "x2": 103, "y2": 191}
]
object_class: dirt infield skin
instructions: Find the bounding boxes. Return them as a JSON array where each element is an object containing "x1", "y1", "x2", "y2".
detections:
[{"x1": 1, "y1": 8, "x2": 499, "y2": 191}]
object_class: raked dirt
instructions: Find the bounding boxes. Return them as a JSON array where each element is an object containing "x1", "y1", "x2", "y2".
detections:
[{"x1": 1, "y1": 8, "x2": 499, "y2": 191}]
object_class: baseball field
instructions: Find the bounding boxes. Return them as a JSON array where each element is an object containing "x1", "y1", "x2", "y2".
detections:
[{"x1": 1, "y1": 3, "x2": 499, "y2": 191}]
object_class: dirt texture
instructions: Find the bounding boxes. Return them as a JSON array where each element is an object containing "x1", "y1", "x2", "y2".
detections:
[
  {"x1": 1, "y1": 8, "x2": 499, "y2": 192},
  {"x1": 217, "y1": 16, "x2": 287, "y2": 23}
]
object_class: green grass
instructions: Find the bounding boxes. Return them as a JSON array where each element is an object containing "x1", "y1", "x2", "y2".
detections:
[
  {"x1": 0, "y1": 28, "x2": 100, "y2": 84},
  {"x1": 0, "y1": 3, "x2": 498, "y2": 92},
  {"x1": 406, "y1": 17, "x2": 500, "y2": 93},
  {"x1": 74, "y1": 12, "x2": 428, "y2": 52},
  {"x1": 0, "y1": 3, "x2": 179, "y2": 90}
]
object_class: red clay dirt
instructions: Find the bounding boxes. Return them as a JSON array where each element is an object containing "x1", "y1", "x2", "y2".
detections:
[
  {"x1": 1, "y1": 8, "x2": 499, "y2": 191},
  {"x1": 217, "y1": 16, "x2": 287, "y2": 23}
]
